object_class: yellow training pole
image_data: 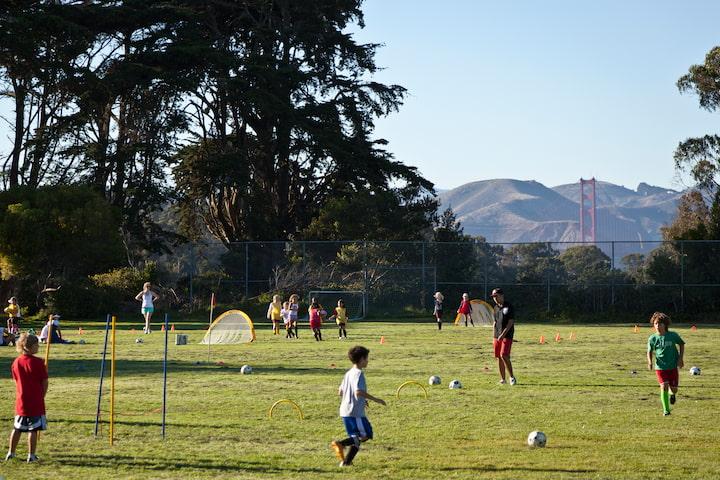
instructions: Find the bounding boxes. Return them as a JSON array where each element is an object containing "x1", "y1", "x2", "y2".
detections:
[
  {"x1": 110, "y1": 315, "x2": 116, "y2": 445},
  {"x1": 43, "y1": 322, "x2": 53, "y2": 367}
]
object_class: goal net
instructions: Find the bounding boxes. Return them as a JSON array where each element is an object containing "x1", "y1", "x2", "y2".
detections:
[
  {"x1": 201, "y1": 310, "x2": 256, "y2": 344},
  {"x1": 454, "y1": 299, "x2": 494, "y2": 327},
  {"x1": 308, "y1": 290, "x2": 366, "y2": 320}
]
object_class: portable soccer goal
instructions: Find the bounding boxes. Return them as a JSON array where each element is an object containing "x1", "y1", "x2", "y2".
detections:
[
  {"x1": 454, "y1": 299, "x2": 494, "y2": 327},
  {"x1": 201, "y1": 310, "x2": 256, "y2": 344},
  {"x1": 307, "y1": 290, "x2": 366, "y2": 320}
]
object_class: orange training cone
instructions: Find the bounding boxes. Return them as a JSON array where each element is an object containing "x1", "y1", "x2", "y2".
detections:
[
  {"x1": 380, "y1": 336, "x2": 385, "y2": 344},
  {"x1": 569, "y1": 332, "x2": 576, "y2": 341},
  {"x1": 691, "y1": 324, "x2": 697, "y2": 331},
  {"x1": 78, "y1": 327, "x2": 84, "y2": 335},
  {"x1": 539, "y1": 335, "x2": 546, "y2": 344},
  {"x1": 171, "y1": 324, "x2": 175, "y2": 332},
  {"x1": 633, "y1": 325, "x2": 639, "y2": 333},
  {"x1": 555, "y1": 332, "x2": 561, "y2": 342},
  {"x1": 161, "y1": 324, "x2": 166, "y2": 332}
]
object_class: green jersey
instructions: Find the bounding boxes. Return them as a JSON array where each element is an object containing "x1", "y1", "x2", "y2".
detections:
[{"x1": 647, "y1": 331, "x2": 685, "y2": 370}]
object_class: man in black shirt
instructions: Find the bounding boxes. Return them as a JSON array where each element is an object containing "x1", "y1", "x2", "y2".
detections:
[{"x1": 491, "y1": 288, "x2": 516, "y2": 385}]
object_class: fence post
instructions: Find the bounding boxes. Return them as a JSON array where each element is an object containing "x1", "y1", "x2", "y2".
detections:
[
  {"x1": 421, "y1": 242, "x2": 426, "y2": 309},
  {"x1": 483, "y1": 246, "x2": 488, "y2": 299},
  {"x1": 611, "y1": 241, "x2": 615, "y2": 307},
  {"x1": 244, "y1": 242, "x2": 249, "y2": 299},
  {"x1": 188, "y1": 245, "x2": 194, "y2": 308},
  {"x1": 680, "y1": 240, "x2": 685, "y2": 312},
  {"x1": 363, "y1": 241, "x2": 369, "y2": 316},
  {"x1": 546, "y1": 242, "x2": 551, "y2": 314}
]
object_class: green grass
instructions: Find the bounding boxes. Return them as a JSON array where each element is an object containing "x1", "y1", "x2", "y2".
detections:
[{"x1": 0, "y1": 319, "x2": 717, "y2": 479}]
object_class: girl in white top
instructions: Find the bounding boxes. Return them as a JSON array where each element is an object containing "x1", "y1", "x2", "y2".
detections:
[
  {"x1": 289, "y1": 294, "x2": 300, "y2": 339},
  {"x1": 281, "y1": 301, "x2": 295, "y2": 338},
  {"x1": 135, "y1": 282, "x2": 160, "y2": 334}
]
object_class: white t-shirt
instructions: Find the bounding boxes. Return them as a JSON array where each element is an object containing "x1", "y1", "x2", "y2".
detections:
[
  {"x1": 339, "y1": 366, "x2": 367, "y2": 418},
  {"x1": 141, "y1": 291, "x2": 155, "y2": 309}
]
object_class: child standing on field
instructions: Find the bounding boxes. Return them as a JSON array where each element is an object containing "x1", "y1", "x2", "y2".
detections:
[
  {"x1": 5, "y1": 297, "x2": 21, "y2": 336},
  {"x1": 330, "y1": 346, "x2": 386, "y2": 467},
  {"x1": 281, "y1": 301, "x2": 295, "y2": 338},
  {"x1": 457, "y1": 293, "x2": 473, "y2": 327},
  {"x1": 289, "y1": 294, "x2": 300, "y2": 339},
  {"x1": 329, "y1": 299, "x2": 348, "y2": 339},
  {"x1": 433, "y1": 292, "x2": 444, "y2": 330},
  {"x1": 309, "y1": 298, "x2": 324, "y2": 341},
  {"x1": 135, "y1": 282, "x2": 160, "y2": 334},
  {"x1": 6, "y1": 334, "x2": 48, "y2": 463},
  {"x1": 647, "y1": 312, "x2": 685, "y2": 416},
  {"x1": 266, "y1": 295, "x2": 283, "y2": 336}
]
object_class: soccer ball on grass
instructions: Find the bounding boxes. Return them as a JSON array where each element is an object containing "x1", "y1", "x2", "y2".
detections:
[
  {"x1": 527, "y1": 431, "x2": 547, "y2": 447},
  {"x1": 428, "y1": 375, "x2": 441, "y2": 386},
  {"x1": 240, "y1": 364, "x2": 253, "y2": 375},
  {"x1": 448, "y1": 379, "x2": 462, "y2": 389},
  {"x1": 689, "y1": 366, "x2": 701, "y2": 376}
]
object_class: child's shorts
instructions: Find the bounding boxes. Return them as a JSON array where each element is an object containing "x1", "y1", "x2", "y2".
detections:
[
  {"x1": 142, "y1": 307, "x2": 154, "y2": 314},
  {"x1": 336, "y1": 321, "x2": 346, "y2": 326},
  {"x1": 342, "y1": 416, "x2": 373, "y2": 440},
  {"x1": 493, "y1": 338, "x2": 513, "y2": 357},
  {"x1": 655, "y1": 368, "x2": 679, "y2": 388},
  {"x1": 14, "y1": 415, "x2": 47, "y2": 432}
]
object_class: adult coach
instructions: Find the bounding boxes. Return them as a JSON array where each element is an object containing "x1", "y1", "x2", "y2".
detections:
[{"x1": 491, "y1": 288, "x2": 516, "y2": 385}]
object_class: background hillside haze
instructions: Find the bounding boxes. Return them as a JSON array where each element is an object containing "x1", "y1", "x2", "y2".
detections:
[{"x1": 439, "y1": 179, "x2": 681, "y2": 243}]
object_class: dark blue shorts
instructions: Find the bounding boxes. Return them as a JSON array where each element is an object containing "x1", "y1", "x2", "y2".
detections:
[{"x1": 342, "y1": 416, "x2": 373, "y2": 440}]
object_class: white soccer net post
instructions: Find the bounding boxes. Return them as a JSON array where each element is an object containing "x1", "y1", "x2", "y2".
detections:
[{"x1": 308, "y1": 290, "x2": 366, "y2": 320}]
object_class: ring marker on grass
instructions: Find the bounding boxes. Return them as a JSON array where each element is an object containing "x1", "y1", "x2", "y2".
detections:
[
  {"x1": 268, "y1": 399, "x2": 304, "y2": 420},
  {"x1": 396, "y1": 381, "x2": 428, "y2": 399}
]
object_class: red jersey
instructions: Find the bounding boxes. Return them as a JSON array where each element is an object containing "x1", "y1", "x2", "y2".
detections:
[
  {"x1": 458, "y1": 299, "x2": 472, "y2": 315},
  {"x1": 309, "y1": 307, "x2": 322, "y2": 328},
  {"x1": 11, "y1": 354, "x2": 48, "y2": 416}
]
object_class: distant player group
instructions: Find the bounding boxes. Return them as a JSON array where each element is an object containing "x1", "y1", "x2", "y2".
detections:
[{"x1": 266, "y1": 294, "x2": 348, "y2": 341}]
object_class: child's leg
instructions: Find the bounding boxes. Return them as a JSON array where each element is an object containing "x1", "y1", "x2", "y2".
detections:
[
  {"x1": 342, "y1": 327, "x2": 347, "y2": 338},
  {"x1": 497, "y1": 356, "x2": 506, "y2": 381},
  {"x1": 338, "y1": 326, "x2": 343, "y2": 338},
  {"x1": 8, "y1": 429, "x2": 21, "y2": 455},
  {"x1": 28, "y1": 430, "x2": 38, "y2": 455},
  {"x1": 660, "y1": 383, "x2": 671, "y2": 414},
  {"x1": 294, "y1": 322, "x2": 299, "y2": 338},
  {"x1": 318, "y1": 328, "x2": 322, "y2": 341},
  {"x1": 144, "y1": 312, "x2": 152, "y2": 332},
  {"x1": 436, "y1": 314, "x2": 442, "y2": 330},
  {"x1": 502, "y1": 356, "x2": 514, "y2": 379}
]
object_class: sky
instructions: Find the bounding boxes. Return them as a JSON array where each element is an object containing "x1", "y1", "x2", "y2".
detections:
[{"x1": 352, "y1": 0, "x2": 720, "y2": 191}]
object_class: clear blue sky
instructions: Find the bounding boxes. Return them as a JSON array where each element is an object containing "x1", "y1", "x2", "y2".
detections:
[{"x1": 353, "y1": 0, "x2": 720, "y2": 191}]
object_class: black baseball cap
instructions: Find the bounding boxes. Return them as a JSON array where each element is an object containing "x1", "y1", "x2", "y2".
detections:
[{"x1": 491, "y1": 288, "x2": 504, "y2": 297}]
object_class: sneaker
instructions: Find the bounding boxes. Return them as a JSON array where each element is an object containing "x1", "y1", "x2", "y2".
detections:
[
  {"x1": 339, "y1": 461, "x2": 352, "y2": 467},
  {"x1": 330, "y1": 441, "x2": 345, "y2": 463},
  {"x1": 27, "y1": 454, "x2": 39, "y2": 463},
  {"x1": 670, "y1": 394, "x2": 676, "y2": 405},
  {"x1": 5, "y1": 452, "x2": 15, "y2": 461},
  {"x1": 510, "y1": 377, "x2": 517, "y2": 386},
  {"x1": 499, "y1": 379, "x2": 506, "y2": 385},
  {"x1": 663, "y1": 411, "x2": 671, "y2": 416}
]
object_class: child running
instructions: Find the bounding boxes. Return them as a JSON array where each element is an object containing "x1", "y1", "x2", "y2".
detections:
[
  {"x1": 433, "y1": 292, "x2": 444, "y2": 330},
  {"x1": 309, "y1": 298, "x2": 324, "y2": 341},
  {"x1": 6, "y1": 334, "x2": 48, "y2": 463},
  {"x1": 329, "y1": 299, "x2": 348, "y2": 339},
  {"x1": 266, "y1": 295, "x2": 283, "y2": 336},
  {"x1": 647, "y1": 312, "x2": 685, "y2": 416},
  {"x1": 330, "y1": 346, "x2": 386, "y2": 467},
  {"x1": 281, "y1": 301, "x2": 295, "y2": 338},
  {"x1": 289, "y1": 294, "x2": 300, "y2": 339},
  {"x1": 457, "y1": 293, "x2": 473, "y2": 327},
  {"x1": 4, "y1": 297, "x2": 21, "y2": 336}
]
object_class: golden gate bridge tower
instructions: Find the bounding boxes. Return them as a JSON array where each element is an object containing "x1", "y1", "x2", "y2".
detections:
[{"x1": 579, "y1": 177, "x2": 596, "y2": 242}]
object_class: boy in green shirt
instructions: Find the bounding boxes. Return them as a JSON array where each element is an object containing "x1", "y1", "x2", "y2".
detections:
[{"x1": 647, "y1": 312, "x2": 685, "y2": 416}]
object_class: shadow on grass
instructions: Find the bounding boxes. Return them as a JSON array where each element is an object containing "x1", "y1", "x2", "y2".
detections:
[
  {"x1": 50, "y1": 453, "x2": 327, "y2": 474},
  {"x1": 439, "y1": 465, "x2": 597, "y2": 474},
  {"x1": 526, "y1": 383, "x2": 720, "y2": 389}
]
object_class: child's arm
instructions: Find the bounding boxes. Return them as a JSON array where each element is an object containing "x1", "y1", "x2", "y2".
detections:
[
  {"x1": 497, "y1": 318, "x2": 514, "y2": 340},
  {"x1": 647, "y1": 350, "x2": 653, "y2": 370},
  {"x1": 357, "y1": 389, "x2": 386, "y2": 406},
  {"x1": 267, "y1": 303, "x2": 273, "y2": 320},
  {"x1": 678, "y1": 343, "x2": 685, "y2": 369},
  {"x1": 135, "y1": 291, "x2": 143, "y2": 301},
  {"x1": 42, "y1": 378, "x2": 48, "y2": 397}
]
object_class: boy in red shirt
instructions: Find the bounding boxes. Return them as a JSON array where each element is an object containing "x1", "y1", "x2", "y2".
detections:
[{"x1": 5, "y1": 334, "x2": 48, "y2": 463}]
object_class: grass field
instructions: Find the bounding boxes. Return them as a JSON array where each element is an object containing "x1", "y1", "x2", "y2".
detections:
[{"x1": 0, "y1": 318, "x2": 717, "y2": 479}]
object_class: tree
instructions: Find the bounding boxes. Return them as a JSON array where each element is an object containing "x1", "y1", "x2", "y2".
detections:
[{"x1": 174, "y1": 0, "x2": 435, "y2": 243}]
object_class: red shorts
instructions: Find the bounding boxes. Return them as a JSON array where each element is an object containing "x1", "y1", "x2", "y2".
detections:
[
  {"x1": 493, "y1": 338, "x2": 512, "y2": 357},
  {"x1": 655, "y1": 368, "x2": 679, "y2": 387}
]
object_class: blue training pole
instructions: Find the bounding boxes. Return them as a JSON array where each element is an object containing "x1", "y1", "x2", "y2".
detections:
[
  {"x1": 162, "y1": 313, "x2": 169, "y2": 438},
  {"x1": 94, "y1": 314, "x2": 111, "y2": 437}
]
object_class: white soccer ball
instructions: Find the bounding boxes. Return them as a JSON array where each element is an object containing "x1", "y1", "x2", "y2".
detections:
[
  {"x1": 689, "y1": 366, "x2": 701, "y2": 376},
  {"x1": 428, "y1": 375, "x2": 441, "y2": 386},
  {"x1": 528, "y1": 430, "x2": 547, "y2": 448},
  {"x1": 448, "y1": 379, "x2": 462, "y2": 389},
  {"x1": 240, "y1": 364, "x2": 253, "y2": 375},
  {"x1": 135, "y1": 338, "x2": 143, "y2": 344}
]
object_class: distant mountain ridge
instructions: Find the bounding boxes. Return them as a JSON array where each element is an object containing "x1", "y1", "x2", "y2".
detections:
[{"x1": 438, "y1": 179, "x2": 682, "y2": 244}]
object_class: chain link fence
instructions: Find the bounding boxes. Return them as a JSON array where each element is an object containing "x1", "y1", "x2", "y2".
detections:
[{"x1": 169, "y1": 240, "x2": 720, "y2": 317}]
